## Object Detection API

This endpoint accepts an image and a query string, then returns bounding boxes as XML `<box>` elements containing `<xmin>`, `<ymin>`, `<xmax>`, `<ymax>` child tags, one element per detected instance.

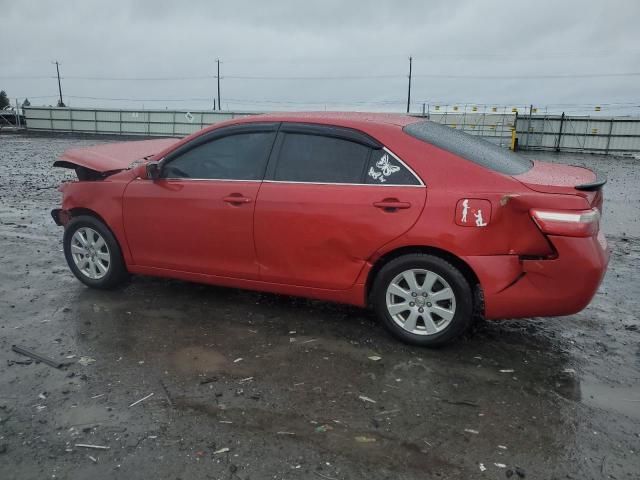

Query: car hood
<box><xmin>54</xmin><ymin>138</ymin><xmax>180</xmax><ymax>174</ymax></box>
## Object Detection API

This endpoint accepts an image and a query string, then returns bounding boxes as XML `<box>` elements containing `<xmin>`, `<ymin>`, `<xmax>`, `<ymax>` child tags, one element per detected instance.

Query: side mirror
<box><xmin>145</xmin><ymin>161</ymin><xmax>160</xmax><ymax>180</ymax></box>
<box><xmin>132</xmin><ymin>161</ymin><xmax>160</xmax><ymax>180</ymax></box>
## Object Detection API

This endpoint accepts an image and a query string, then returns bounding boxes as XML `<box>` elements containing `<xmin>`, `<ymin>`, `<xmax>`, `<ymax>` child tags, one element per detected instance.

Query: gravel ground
<box><xmin>0</xmin><ymin>133</ymin><xmax>639</xmax><ymax>480</ymax></box>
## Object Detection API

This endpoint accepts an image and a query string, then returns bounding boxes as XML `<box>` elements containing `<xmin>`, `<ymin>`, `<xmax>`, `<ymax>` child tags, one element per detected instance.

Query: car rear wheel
<box><xmin>63</xmin><ymin>215</ymin><xmax>128</xmax><ymax>289</ymax></box>
<box><xmin>372</xmin><ymin>254</ymin><xmax>474</xmax><ymax>346</ymax></box>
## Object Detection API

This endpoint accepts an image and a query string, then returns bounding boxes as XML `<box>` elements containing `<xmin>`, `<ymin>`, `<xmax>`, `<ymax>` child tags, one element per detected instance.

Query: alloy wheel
<box><xmin>70</xmin><ymin>227</ymin><xmax>111</xmax><ymax>280</ymax></box>
<box><xmin>385</xmin><ymin>268</ymin><xmax>457</xmax><ymax>335</ymax></box>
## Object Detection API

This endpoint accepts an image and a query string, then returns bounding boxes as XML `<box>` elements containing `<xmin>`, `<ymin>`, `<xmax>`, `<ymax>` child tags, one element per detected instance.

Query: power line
<box><xmin>55</xmin><ymin>95</ymin><xmax>640</xmax><ymax>109</ymax></box>
<box><xmin>4</xmin><ymin>71</ymin><xmax>640</xmax><ymax>82</ymax></box>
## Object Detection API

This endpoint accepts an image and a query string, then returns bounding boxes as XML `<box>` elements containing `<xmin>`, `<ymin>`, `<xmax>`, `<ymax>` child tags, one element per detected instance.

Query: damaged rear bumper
<box><xmin>467</xmin><ymin>231</ymin><xmax>610</xmax><ymax>319</ymax></box>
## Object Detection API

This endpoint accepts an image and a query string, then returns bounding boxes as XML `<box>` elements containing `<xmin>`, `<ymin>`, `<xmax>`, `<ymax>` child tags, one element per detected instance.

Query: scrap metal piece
<box><xmin>11</xmin><ymin>345</ymin><xmax>63</xmax><ymax>369</ymax></box>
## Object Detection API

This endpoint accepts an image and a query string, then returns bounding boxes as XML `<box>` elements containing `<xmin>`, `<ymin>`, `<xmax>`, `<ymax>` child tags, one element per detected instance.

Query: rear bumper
<box><xmin>468</xmin><ymin>231</ymin><xmax>610</xmax><ymax>319</ymax></box>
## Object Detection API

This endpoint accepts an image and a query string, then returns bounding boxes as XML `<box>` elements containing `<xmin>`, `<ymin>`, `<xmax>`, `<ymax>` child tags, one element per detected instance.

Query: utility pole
<box><xmin>406</xmin><ymin>56</ymin><xmax>412</xmax><ymax>114</ymax></box>
<box><xmin>53</xmin><ymin>60</ymin><xmax>65</xmax><ymax>107</ymax></box>
<box><xmin>216</xmin><ymin>58</ymin><xmax>221</xmax><ymax>111</ymax></box>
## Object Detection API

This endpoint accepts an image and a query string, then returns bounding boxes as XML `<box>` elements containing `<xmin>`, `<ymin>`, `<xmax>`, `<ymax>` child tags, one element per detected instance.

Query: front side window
<box><xmin>274</xmin><ymin>133</ymin><xmax>370</xmax><ymax>183</ymax></box>
<box><xmin>162</xmin><ymin>132</ymin><xmax>275</xmax><ymax>180</ymax></box>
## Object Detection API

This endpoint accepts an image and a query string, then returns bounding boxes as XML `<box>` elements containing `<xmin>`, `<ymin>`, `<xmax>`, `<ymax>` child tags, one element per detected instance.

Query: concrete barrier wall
<box><xmin>22</xmin><ymin>107</ymin><xmax>640</xmax><ymax>155</ymax></box>
<box><xmin>516</xmin><ymin>115</ymin><xmax>640</xmax><ymax>154</ymax></box>
<box><xmin>24</xmin><ymin>107</ymin><xmax>255</xmax><ymax>137</ymax></box>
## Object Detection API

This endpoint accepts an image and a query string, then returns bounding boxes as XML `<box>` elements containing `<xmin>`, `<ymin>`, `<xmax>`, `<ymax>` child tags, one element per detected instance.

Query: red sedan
<box><xmin>52</xmin><ymin>112</ymin><xmax>609</xmax><ymax>346</ymax></box>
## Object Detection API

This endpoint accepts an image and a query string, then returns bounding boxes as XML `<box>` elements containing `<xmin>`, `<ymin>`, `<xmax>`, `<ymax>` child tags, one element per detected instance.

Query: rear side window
<box><xmin>274</xmin><ymin>133</ymin><xmax>370</xmax><ymax>183</ymax></box>
<box><xmin>365</xmin><ymin>149</ymin><xmax>420</xmax><ymax>185</ymax></box>
<box><xmin>162</xmin><ymin>132</ymin><xmax>275</xmax><ymax>180</ymax></box>
<box><xmin>403</xmin><ymin>121</ymin><xmax>532</xmax><ymax>175</ymax></box>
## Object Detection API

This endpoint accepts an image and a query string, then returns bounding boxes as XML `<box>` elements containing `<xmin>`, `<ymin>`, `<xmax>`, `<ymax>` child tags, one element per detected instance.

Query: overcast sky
<box><xmin>2</xmin><ymin>0</ymin><xmax>639</xmax><ymax>114</ymax></box>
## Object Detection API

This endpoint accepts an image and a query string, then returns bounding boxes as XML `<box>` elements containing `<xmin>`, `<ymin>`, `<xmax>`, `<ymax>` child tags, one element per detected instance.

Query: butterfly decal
<box><xmin>368</xmin><ymin>167</ymin><xmax>386</xmax><ymax>182</ymax></box>
<box><xmin>376</xmin><ymin>154</ymin><xmax>400</xmax><ymax>177</ymax></box>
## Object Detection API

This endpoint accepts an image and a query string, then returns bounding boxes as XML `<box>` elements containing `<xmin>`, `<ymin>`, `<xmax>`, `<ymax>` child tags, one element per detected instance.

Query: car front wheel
<box><xmin>372</xmin><ymin>254</ymin><xmax>474</xmax><ymax>346</ymax></box>
<box><xmin>63</xmin><ymin>215</ymin><xmax>128</xmax><ymax>289</ymax></box>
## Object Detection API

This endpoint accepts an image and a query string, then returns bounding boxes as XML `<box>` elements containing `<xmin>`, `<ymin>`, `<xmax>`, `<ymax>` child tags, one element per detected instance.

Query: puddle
<box><xmin>171</xmin><ymin>346</ymin><xmax>229</xmax><ymax>373</ymax></box>
<box><xmin>170</xmin><ymin>346</ymin><xmax>251</xmax><ymax>376</ymax></box>
<box><xmin>581</xmin><ymin>381</ymin><xmax>640</xmax><ymax>421</ymax></box>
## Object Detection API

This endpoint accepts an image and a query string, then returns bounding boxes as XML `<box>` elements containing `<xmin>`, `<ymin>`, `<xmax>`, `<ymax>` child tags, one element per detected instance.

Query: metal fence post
<box><xmin>555</xmin><ymin>112</ymin><xmax>565</xmax><ymax>152</ymax></box>
<box><xmin>605</xmin><ymin>119</ymin><xmax>614</xmax><ymax>156</ymax></box>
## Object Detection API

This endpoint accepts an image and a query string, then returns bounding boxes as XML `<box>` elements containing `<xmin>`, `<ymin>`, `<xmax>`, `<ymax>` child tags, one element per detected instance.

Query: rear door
<box><xmin>254</xmin><ymin>124</ymin><xmax>427</xmax><ymax>290</ymax></box>
<box><xmin>123</xmin><ymin>123</ymin><xmax>278</xmax><ymax>279</ymax></box>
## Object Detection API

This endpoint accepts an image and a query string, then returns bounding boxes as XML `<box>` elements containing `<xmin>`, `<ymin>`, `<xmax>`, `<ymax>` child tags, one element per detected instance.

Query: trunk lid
<box><xmin>514</xmin><ymin>160</ymin><xmax>605</xmax><ymax>204</ymax></box>
<box><xmin>54</xmin><ymin>138</ymin><xmax>180</xmax><ymax>174</ymax></box>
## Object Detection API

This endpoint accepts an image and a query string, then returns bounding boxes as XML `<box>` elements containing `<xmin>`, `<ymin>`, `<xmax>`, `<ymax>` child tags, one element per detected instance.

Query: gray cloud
<box><xmin>2</xmin><ymin>0</ymin><xmax>639</xmax><ymax>114</ymax></box>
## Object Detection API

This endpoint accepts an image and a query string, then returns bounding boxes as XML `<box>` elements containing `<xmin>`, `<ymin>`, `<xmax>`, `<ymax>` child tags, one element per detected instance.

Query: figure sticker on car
<box><xmin>455</xmin><ymin>198</ymin><xmax>491</xmax><ymax>227</ymax></box>
<box><xmin>368</xmin><ymin>153</ymin><xmax>400</xmax><ymax>183</ymax></box>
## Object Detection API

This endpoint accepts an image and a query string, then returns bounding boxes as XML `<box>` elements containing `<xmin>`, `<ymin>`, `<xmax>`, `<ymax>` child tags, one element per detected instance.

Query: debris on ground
<box><xmin>129</xmin><ymin>392</ymin><xmax>154</xmax><ymax>407</ymax></box>
<box><xmin>494</xmin><ymin>462</ymin><xmax>507</xmax><ymax>468</ymax></box>
<box><xmin>199</xmin><ymin>376</ymin><xmax>218</xmax><ymax>385</ymax></box>
<box><xmin>88</xmin><ymin>455</ymin><xmax>97</xmax><ymax>463</ymax></box>
<box><xmin>464</xmin><ymin>429</ymin><xmax>479</xmax><ymax>435</ymax></box>
<box><xmin>354</xmin><ymin>436</ymin><xmax>377</xmax><ymax>443</ymax></box>
<box><xmin>479</xmin><ymin>463</ymin><xmax>486</xmax><ymax>471</ymax></box>
<box><xmin>74</xmin><ymin>444</ymin><xmax>110</xmax><ymax>450</ymax></box>
<box><xmin>358</xmin><ymin>395</ymin><xmax>377</xmax><ymax>404</ymax></box>
<box><xmin>368</xmin><ymin>355</ymin><xmax>382</xmax><ymax>361</ymax></box>
<box><xmin>436</xmin><ymin>396</ymin><xmax>479</xmax><ymax>407</ymax></box>
<box><xmin>78</xmin><ymin>356</ymin><xmax>96</xmax><ymax>366</ymax></box>
<box><xmin>374</xmin><ymin>408</ymin><xmax>401</xmax><ymax>416</ymax></box>
<box><xmin>11</xmin><ymin>345</ymin><xmax>63</xmax><ymax>368</ymax></box>
<box><xmin>315</xmin><ymin>424</ymin><xmax>333</xmax><ymax>433</ymax></box>
<box><xmin>499</xmin><ymin>369</ymin><xmax>515</xmax><ymax>373</ymax></box>
<box><xmin>213</xmin><ymin>447</ymin><xmax>230</xmax><ymax>454</ymax></box>
<box><xmin>233</xmin><ymin>358</ymin><xmax>243</xmax><ymax>363</ymax></box>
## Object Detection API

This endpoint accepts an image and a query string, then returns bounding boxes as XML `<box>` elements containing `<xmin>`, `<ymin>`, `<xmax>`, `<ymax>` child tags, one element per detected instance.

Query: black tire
<box><xmin>63</xmin><ymin>215</ymin><xmax>128</xmax><ymax>289</ymax></box>
<box><xmin>371</xmin><ymin>254</ymin><xmax>474</xmax><ymax>347</ymax></box>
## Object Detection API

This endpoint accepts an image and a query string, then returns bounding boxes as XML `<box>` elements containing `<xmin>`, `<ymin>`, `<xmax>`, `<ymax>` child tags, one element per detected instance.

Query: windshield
<box><xmin>403</xmin><ymin>121</ymin><xmax>533</xmax><ymax>175</ymax></box>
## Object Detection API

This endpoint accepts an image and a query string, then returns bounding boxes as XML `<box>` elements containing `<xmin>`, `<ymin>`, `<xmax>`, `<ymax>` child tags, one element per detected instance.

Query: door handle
<box><xmin>373</xmin><ymin>199</ymin><xmax>411</xmax><ymax>211</ymax></box>
<box><xmin>223</xmin><ymin>194</ymin><xmax>253</xmax><ymax>205</ymax></box>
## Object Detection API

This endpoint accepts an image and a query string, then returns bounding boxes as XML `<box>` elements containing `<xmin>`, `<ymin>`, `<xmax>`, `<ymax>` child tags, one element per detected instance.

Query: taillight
<box><xmin>530</xmin><ymin>208</ymin><xmax>600</xmax><ymax>237</ymax></box>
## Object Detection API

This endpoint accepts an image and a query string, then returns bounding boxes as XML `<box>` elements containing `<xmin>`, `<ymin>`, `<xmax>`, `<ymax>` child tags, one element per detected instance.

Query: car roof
<box><xmin>229</xmin><ymin>111</ymin><xmax>419</xmax><ymax>129</ymax></box>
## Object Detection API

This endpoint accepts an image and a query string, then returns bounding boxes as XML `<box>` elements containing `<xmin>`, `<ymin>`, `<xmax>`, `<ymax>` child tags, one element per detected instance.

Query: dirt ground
<box><xmin>0</xmin><ymin>133</ymin><xmax>638</xmax><ymax>480</ymax></box>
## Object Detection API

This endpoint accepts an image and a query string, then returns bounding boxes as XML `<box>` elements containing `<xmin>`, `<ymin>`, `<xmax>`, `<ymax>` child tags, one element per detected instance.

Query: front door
<box><xmin>123</xmin><ymin>126</ymin><xmax>277</xmax><ymax>279</ymax></box>
<box><xmin>254</xmin><ymin>127</ymin><xmax>427</xmax><ymax>290</ymax></box>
